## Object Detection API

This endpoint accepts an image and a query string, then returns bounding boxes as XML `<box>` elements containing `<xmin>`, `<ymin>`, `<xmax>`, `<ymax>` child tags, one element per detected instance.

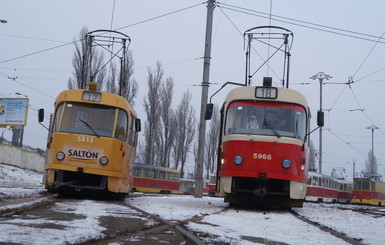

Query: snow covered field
<box><xmin>0</xmin><ymin>163</ymin><xmax>384</xmax><ymax>244</ymax></box>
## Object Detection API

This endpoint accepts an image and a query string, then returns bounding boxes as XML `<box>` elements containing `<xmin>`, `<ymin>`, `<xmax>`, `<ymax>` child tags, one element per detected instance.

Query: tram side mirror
<box><xmin>205</xmin><ymin>103</ymin><xmax>214</xmax><ymax>120</ymax></box>
<box><xmin>317</xmin><ymin>110</ymin><xmax>324</xmax><ymax>127</ymax></box>
<box><xmin>38</xmin><ymin>108</ymin><xmax>44</xmax><ymax>123</ymax></box>
<box><xmin>135</xmin><ymin>118</ymin><xmax>141</xmax><ymax>132</ymax></box>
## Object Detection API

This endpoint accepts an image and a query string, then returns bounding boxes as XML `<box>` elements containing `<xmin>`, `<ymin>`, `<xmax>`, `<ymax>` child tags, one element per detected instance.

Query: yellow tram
<box><xmin>39</xmin><ymin>82</ymin><xmax>140</xmax><ymax>195</ymax></box>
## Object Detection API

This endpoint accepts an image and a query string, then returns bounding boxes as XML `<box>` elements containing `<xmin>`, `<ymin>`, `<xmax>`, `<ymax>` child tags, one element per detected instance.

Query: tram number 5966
<box><xmin>253</xmin><ymin>153</ymin><xmax>272</xmax><ymax>160</ymax></box>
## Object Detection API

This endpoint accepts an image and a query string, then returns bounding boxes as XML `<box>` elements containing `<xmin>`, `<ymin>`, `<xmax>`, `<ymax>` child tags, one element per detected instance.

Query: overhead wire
<box><xmin>216</xmin><ymin>3</ymin><xmax>281</xmax><ymax>83</ymax></box>
<box><xmin>216</xmin><ymin>2</ymin><xmax>385</xmax><ymax>44</ymax></box>
<box><xmin>0</xmin><ymin>2</ymin><xmax>205</xmax><ymax>65</ymax></box>
<box><xmin>351</xmin><ymin>31</ymin><xmax>385</xmax><ymax>79</ymax></box>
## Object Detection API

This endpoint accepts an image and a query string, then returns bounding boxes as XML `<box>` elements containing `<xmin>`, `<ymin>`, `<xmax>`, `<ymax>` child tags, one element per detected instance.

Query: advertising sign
<box><xmin>0</xmin><ymin>98</ymin><xmax>29</xmax><ymax>126</ymax></box>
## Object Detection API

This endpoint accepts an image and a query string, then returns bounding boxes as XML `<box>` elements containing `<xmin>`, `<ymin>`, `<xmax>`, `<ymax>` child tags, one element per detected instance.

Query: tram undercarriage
<box><xmin>222</xmin><ymin>177</ymin><xmax>304</xmax><ymax>208</ymax></box>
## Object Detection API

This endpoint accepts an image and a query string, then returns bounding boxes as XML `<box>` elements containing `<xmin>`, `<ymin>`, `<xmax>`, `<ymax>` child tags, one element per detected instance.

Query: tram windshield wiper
<box><xmin>79</xmin><ymin>119</ymin><xmax>100</xmax><ymax>138</ymax></box>
<box><xmin>263</xmin><ymin>119</ymin><xmax>281</xmax><ymax>138</ymax></box>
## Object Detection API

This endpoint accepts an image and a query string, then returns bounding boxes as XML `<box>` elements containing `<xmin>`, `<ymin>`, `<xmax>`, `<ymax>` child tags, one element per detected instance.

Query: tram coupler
<box><xmin>253</xmin><ymin>186</ymin><xmax>267</xmax><ymax>198</ymax></box>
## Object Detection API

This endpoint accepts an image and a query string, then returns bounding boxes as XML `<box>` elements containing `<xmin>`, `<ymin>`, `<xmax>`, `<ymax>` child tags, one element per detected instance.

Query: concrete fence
<box><xmin>0</xmin><ymin>144</ymin><xmax>45</xmax><ymax>172</ymax></box>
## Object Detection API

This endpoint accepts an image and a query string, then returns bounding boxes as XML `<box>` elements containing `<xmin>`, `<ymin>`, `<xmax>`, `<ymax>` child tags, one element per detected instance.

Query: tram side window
<box><xmin>134</xmin><ymin>168</ymin><xmax>141</xmax><ymax>177</ymax></box>
<box><xmin>53</xmin><ymin>103</ymin><xmax>64</xmax><ymax>132</ymax></box>
<box><xmin>354</xmin><ymin>181</ymin><xmax>362</xmax><ymax>190</ymax></box>
<box><xmin>143</xmin><ymin>169</ymin><xmax>150</xmax><ymax>178</ymax></box>
<box><xmin>173</xmin><ymin>173</ymin><xmax>179</xmax><ymax>181</ymax></box>
<box><xmin>159</xmin><ymin>171</ymin><xmax>166</xmax><ymax>180</ymax></box>
<box><xmin>362</xmin><ymin>181</ymin><xmax>370</xmax><ymax>190</ymax></box>
<box><xmin>114</xmin><ymin>109</ymin><xmax>128</xmax><ymax>141</ymax></box>
<box><xmin>128</xmin><ymin>114</ymin><xmax>137</xmax><ymax>147</ymax></box>
<box><xmin>312</xmin><ymin>177</ymin><xmax>319</xmax><ymax>186</ymax></box>
<box><xmin>295</xmin><ymin>108</ymin><xmax>307</xmax><ymax>141</ymax></box>
<box><xmin>166</xmin><ymin>172</ymin><xmax>173</xmax><ymax>181</ymax></box>
<box><xmin>371</xmin><ymin>182</ymin><xmax>375</xmax><ymax>191</ymax></box>
<box><xmin>151</xmin><ymin>170</ymin><xmax>158</xmax><ymax>179</ymax></box>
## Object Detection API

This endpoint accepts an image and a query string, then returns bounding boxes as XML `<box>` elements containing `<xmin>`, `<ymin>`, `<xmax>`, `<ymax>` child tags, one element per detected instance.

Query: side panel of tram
<box><xmin>132</xmin><ymin>163</ymin><xmax>181</xmax><ymax>194</ymax></box>
<box><xmin>216</xmin><ymin>86</ymin><xmax>310</xmax><ymax>207</ymax></box>
<box><xmin>352</xmin><ymin>178</ymin><xmax>385</xmax><ymax>206</ymax></box>
<box><xmin>305</xmin><ymin>171</ymin><xmax>352</xmax><ymax>203</ymax></box>
<box><xmin>43</xmin><ymin>88</ymin><xmax>140</xmax><ymax>194</ymax></box>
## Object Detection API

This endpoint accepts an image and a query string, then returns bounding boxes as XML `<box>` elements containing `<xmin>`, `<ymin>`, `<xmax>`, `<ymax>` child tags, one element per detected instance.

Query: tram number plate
<box><xmin>255</xmin><ymin>87</ymin><xmax>277</xmax><ymax>99</ymax></box>
<box><xmin>82</xmin><ymin>91</ymin><xmax>101</xmax><ymax>102</ymax></box>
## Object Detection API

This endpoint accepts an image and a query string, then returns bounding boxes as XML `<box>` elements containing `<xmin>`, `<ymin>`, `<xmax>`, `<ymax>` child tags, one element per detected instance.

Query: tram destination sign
<box><xmin>255</xmin><ymin>87</ymin><xmax>277</xmax><ymax>99</ymax></box>
<box><xmin>0</xmin><ymin>98</ymin><xmax>29</xmax><ymax>127</ymax></box>
<box><xmin>82</xmin><ymin>91</ymin><xmax>101</xmax><ymax>102</ymax></box>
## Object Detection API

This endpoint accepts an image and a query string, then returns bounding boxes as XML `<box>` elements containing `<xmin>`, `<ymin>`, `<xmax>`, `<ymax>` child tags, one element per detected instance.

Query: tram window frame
<box><xmin>114</xmin><ymin>109</ymin><xmax>128</xmax><ymax>142</ymax></box>
<box><xmin>173</xmin><ymin>173</ymin><xmax>179</xmax><ymax>181</ymax></box>
<box><xmin>151</xmin><ymin>170</ymin><xmax>159</xmax><ymax>179</ymax></box>
<box><xmin>159</xmin><ymin>171</ymin><xmax>166</xmax><ymax>180</ymax></box>
<box><xmin>143</xmin><ymin>169</ymin><xmax>150</xmax><ymax>178</ymax></box>
<box><xmin>312</xmin><ymin>177</ymin><xmax>319</xmax><ymax>186</ymax></box>
<box><xmin>166</xmin><ymin>172</ymin><xmax>173</xmax><ymax>181</ymax></box>
<box><xmin>128</xmin><ymin>114</ymin><xmax>137</xmax><ymax>147</ymax></box>
<box><xmin>354</xmin><ymin>181</ymin><xmax>362</xmax><ymax>190</ymax></box>
<box><xmin>361</xmin><ymin>181</ymin><xmax>370</xmax><ymax>190</ymax></box>
<box><xmin>134</xmin><ymin>168</ymin><xmax>141</xmax><ymax>177</ymax></box>
<box><xmin>224</xmin><ymin>101</ymin><xmax>307</xmax><ymax>140</ymax></box>
<box><xmin>371</xmin><ymin>182</ymin><xmax>375</xmax><ymax>191</ymax></box>
<box><xmin>55</xmin><ymin>102</ymin><xmax>116</xmax><ymax>137</ymax></box>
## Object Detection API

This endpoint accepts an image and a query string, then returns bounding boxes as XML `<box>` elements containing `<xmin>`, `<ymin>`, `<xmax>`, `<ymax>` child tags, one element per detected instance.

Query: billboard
<box><xmin>0</xmin><ymin>98</ymin><xmax>29</xmax><ymax>126</ymax></box>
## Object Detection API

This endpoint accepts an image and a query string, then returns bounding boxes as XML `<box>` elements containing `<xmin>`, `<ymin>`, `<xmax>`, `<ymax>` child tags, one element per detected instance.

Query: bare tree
<box><xmin>309</xmin><ymin>140</ymin><xmax>317</xmax><ymax>172</ymax></box>
<box><xmin>158</xmin><ymin>77</ymin><xmax>175</xmax><ymax>167</ymax></box>
<box><xmin>365</xmin><ymin>149</ymin><xmax>378</xmax><ymax>177</ymax></box>
<box><xmin>143</xmin><ymin>62</ymin><xmax>163</xmax><ymax>165</ymax></box>
<box><xmin>67</xmin><ymin>27</ymin><xmax>106</xmax><ymax>90</ymax></box>
<box><xmin>205</xmin><ymin>104</ymin><xmax>220</xmax><ymax>179</ymax></box>
<box><xmin>117</xmin><ymin>50</ymin><xmax>138</xmax><ymax>105</ymax></box>
<box><xmin>173</xmin><ymin>90</ymin><xmax>196</xmax><ymax>178</ymax></box>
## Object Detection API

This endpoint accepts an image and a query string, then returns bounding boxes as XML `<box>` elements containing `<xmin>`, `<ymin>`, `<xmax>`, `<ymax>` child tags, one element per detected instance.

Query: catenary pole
<box><xmin>310</xmin><ymin>72</ymin><xmax>331</xmax><ymax>175</ymax></box>
<box><xmin>195</xmin><ymin>0</ymin><xmax>215</xmax><ymax>198</ymax></box>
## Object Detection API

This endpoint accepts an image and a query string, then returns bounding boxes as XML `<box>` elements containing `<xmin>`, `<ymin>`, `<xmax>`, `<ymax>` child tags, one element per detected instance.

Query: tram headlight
<box><xmin>281</xmin><ymin>159</ymin><xmax>291</xmax><ymax>169</ymax></box>
<box><xmin>56</xmin><ymin>152</ymin><xmax>65</xmax><ymax>160</ymax></box>
<box><xmin>233</xmin><ymin>155</ymin><xmax>243</xmax><ymax>165</ymax></box>
<box><xmin>100</xmin><ymin>156</ymin><xmax>109</xmax><ymax>165</ymax></box>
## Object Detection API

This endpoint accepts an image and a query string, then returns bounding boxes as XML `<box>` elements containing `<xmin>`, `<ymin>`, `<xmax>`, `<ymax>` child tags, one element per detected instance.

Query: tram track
<box><xmin>289</xmin><ymin>209</ymin><xmax>364</xmax><ymax>245</ymax></box>
<box><xmin>92</xmin><ymin>200</ymin><xmax>207</xmax><ymax>245</ymax></box>
<box><xmin>0</xmin><ymin>193</ymin><xmax>208</xmax><ymax>245</ymax></box>
<box><xmin>337</xmin><ymin>206</ymin><xmax>385</xmax><ymax>218</ymax></box>
<box><xmin>0</xmin><ymin>193</ymin><xmax>57</xmax><ymax>216</ymax></box>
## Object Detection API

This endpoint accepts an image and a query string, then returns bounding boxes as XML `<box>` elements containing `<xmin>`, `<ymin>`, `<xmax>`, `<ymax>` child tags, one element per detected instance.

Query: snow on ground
<box><xmin>127</xmin><ymin>195</ymin><xmax>351</xmax><ymax>245</ymax></box>
<box><xmin>1</xmin><ymin>163</ymin><xmax>384</xmax><ymax>245</ymax></box>
<box><xmin>0</xmin><ymin>199</ymin><xmax>155</xmax><ymax>245</ymax></box>
<box><xmin>295</xmin><ymin>203</ymin><xmax>385</xmax><ymax>245</ymax></box>
<box><xmin>0</xmin><ymin>163</ymin><xmax>44</xmax><ymax>199</ymax></box>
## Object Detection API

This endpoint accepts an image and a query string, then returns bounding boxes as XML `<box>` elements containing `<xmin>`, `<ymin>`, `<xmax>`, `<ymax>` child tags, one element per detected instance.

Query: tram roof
<box><xmin>224</xmin><ymin>86</ymin><xmax>309</xmax><ymax>111</ymax></box>
<box><xmin>135</xmin><ymin>163</ymin><xmax>180</xmax><ymax>173</ymax></box>
<box><xmin>54</xmin><ymin>89</ymin><xmax>136</xmax><ymax>116</ymax></box>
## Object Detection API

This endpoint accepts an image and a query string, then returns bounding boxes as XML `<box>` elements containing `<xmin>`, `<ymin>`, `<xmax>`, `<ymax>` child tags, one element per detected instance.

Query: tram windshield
<box><xmin>53</xmin><ymin>102</ymin><xmax>128</xmax><ymax>139</ymax></box>
<box><xmin>225</xmin><ymin>101</ymin><xmax>307</xmax><ymax>140</ymax></box>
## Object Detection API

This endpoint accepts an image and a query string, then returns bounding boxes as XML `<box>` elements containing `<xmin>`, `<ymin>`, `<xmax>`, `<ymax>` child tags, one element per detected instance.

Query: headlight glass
<box><xmin>282</xmin><ymin>159</ymin><xmax>291</xmax><ymax>168</ymax></box>
<box><xmin>234</xmin><ymin>155</ymin><xmax>243</xmax><ymax>165</ymax></box>
<box><xmin>100</xmin><ymin>156</ymin><xmax>109</xmax><ymax>165</ymax></box>
<box><xmin>56</xmin><ymin>152</ymin><xmax>65</xmax><ymax>160</ymax></box>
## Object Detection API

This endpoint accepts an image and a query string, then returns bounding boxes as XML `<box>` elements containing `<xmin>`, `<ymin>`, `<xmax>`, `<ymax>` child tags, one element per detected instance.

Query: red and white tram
<box><xmin>213</xmin><ymin>84</ymin><xmax>311</xmax><ymax>207</ymax></box>
<box><xmin>306</xmin><ymin>171</ymin><xmax>352</xmax><ymax>203</ymax></box>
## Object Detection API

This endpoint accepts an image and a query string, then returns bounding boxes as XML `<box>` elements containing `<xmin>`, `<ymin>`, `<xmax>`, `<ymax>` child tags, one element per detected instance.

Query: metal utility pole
<box><xmin>366</xmin><ymin>125</ymin><xmax>379</xmax><ymax>176</ymax></box>
<box><xmin>195</xmin><ymin>0</ymin><xmax>215</xmax><ymax>198</ymax></box>
<box><xmin>310</xmin><ymin>72</ymin><xmax>332</xmax><ymax>174</ymax></box>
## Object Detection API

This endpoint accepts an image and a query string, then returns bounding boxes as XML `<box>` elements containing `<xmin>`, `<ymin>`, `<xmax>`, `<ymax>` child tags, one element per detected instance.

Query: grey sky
<box><xmin>1</xmin><ymin>0</ymin><xmax>384</xmax><ymax>179</ymax></box>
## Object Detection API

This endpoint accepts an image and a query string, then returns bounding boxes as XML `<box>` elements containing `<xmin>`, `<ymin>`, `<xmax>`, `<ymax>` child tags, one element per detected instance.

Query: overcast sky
<box><xmin>1</xmin><ymin>0</ymin><xmax>385</xmax><ymax>179</ymax></box>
